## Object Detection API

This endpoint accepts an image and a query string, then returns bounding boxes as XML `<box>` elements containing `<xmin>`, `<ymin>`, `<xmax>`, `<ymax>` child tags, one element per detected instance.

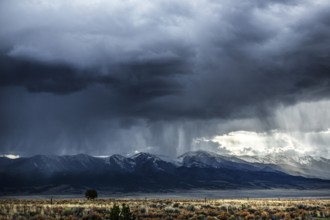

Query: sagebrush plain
<box><xmin>1</xmin><ymin>198</ymin><xmax>330</xmax><ymax>220</ymax></box>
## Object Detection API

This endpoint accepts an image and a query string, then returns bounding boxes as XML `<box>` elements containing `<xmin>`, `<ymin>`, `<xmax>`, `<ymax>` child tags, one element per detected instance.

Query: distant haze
<box><xmin>1</xmin><ymin>0</ymin><xmax>330</xmax><ymax>158</ymax></box>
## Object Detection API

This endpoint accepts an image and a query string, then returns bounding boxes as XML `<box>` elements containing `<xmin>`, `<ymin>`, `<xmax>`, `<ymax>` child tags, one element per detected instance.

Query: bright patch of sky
<box><xmin>193</xmin><ymin>99</ymin><xmax>330</xmax><ymax>158</ymax></box>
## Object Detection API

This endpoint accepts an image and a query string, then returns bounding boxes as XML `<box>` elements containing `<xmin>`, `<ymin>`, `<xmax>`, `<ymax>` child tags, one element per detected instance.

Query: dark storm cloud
<box><xmin>0</xmin><ymin>55</ymin><xmax>89</xmax><ymax>94</ymax></box>
<box><xmin>1</xmin><ymin>0</ymin><xmax>330</xmax><ymax>156</ymax></box>
<box><xmin>0</xmin><ymin>54</ymin><xmax>186</xmax><ymax>98</ymax></box>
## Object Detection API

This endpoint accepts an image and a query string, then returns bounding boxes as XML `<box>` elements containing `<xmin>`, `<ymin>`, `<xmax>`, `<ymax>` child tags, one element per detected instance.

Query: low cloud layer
<box><xmin>1</xmin><ymin>0</ymin><xmax>330</xmax><ymax>157</ymax></box>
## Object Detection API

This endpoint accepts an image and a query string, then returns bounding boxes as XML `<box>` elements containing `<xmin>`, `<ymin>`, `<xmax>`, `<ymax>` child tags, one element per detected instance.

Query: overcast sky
<box><xmin>1</xmin><ymin>0</ymin><xmax>330</xmax><ymax>157</ymax></box>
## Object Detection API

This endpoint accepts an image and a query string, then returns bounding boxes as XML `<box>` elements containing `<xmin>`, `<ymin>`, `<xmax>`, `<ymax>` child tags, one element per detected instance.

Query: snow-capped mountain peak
<box><xmin>131</xmin><ymin>152</ymin><xmax>160</xmax><ymax>160</ymax></box>
<box><xmin>107</xmin><ymin>154</ymin><xmax>135</xmax><ymax>171</ymax></box>
<box><xmin>177</xmin><ymin>150</ymin><xmax>269</xmax><ymax>172</ymax></box>
<box><xmin>237</xmin><ymin>153</ymin><xmax>330</xmax><ymax>179</ymax></box>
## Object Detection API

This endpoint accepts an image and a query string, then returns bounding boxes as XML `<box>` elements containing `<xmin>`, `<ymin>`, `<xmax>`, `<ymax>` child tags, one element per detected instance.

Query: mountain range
<box><xmin>1</xmin><ymin>151</ymin><xmax>330</xmax><ymax>195</ymax></box>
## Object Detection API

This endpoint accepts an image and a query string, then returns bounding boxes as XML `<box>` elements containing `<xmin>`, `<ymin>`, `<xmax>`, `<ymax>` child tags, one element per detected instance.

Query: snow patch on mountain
<box><xmin>0</xmin><ymin>154</ymin><xmax>20</xmax><ymax>159</ymax></box>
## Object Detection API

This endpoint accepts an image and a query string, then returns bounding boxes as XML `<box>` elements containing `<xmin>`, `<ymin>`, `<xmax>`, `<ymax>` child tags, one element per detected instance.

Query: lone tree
<box><xmin>85</xmin><ymin>189</ymin><xmax>98</xmax><ymax>200</ymax></box>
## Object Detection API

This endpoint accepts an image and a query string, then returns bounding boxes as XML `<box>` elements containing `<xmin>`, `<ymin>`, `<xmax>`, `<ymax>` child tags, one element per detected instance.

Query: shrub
<box><xmin>173</xmin><ymin>203</ymin><xmax>180</xmax><ymax>208</ymax></box>
<box><xmin>82</xmin><ymin>212</ymin><xmax>103</xmax><ymax>220</ymax></box>
<box><xmin>110</xmin><ymin>204</ymin><xmax>120</xmax><ymax>220</ymax></box>
<box><xmin>186</xmin><ymin>205</ymin><xmax>195</xmax><ymax>212</ymax></box>
<box><xmin>121</xmin><ymin>203</ymin><xmax>135</xmax><ymax>220</ymax></box>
